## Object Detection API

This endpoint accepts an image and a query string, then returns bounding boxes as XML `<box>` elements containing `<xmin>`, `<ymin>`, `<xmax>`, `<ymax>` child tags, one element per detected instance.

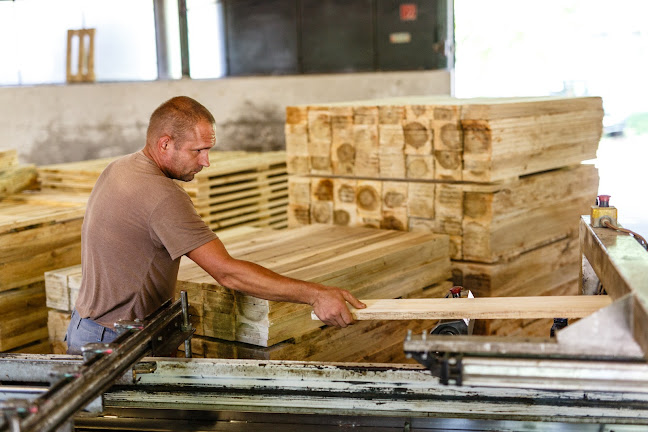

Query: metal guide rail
<box><xmin>0</xmin><ymin>292</ymin><xmax>194</xmax><ymax>432</ymax></box>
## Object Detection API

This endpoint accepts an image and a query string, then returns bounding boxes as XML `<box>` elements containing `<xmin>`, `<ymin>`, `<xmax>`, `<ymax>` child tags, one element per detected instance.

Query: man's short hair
<box><xmin>147</xmin><ymin>96</ymin><xmax>215</xmax><ymax>147</ymax></box>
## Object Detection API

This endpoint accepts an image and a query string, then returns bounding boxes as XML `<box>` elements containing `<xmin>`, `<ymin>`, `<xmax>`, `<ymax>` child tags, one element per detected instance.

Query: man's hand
<box><xmin>310</xmin><ymin>285</ymin><xmax>366</xmax><ymax>328</ymax></box>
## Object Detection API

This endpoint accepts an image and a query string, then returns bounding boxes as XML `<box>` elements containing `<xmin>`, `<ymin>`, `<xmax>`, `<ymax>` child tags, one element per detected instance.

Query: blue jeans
<box><xmin>65</xmin><ymin>309</ymin><xmax>119</xmax><ymax>355</ymax></box>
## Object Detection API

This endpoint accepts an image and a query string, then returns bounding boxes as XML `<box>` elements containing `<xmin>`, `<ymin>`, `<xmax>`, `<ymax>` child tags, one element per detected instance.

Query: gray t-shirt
<box><xmin>75</xmin><ymin>151</ymin><xmax>217</xmax><ymax>328</ymax></box>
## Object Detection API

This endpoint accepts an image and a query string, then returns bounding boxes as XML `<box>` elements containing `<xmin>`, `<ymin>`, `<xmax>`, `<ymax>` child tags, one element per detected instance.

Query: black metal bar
<box><xmin>181</xmin><ymin>291</ymin><xmax>192</xmax><ymax>358</ymax></box>
<box><xmin>16</xmin><ymin>298</ymin><xmax>185</xmax><ymax>432</ymax></box>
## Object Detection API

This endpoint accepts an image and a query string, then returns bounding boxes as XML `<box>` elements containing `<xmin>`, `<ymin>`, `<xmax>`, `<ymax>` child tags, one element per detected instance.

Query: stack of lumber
<box><xmin>286</xmin><ymin>95</ymin><xmax>603</xmax><ymax>337</ymax></box>
<box><xmin>37</xmin><ymin>151</ymin><xmax>290</xmax><ymax>231</ymax></box>
<box><xmin>0</xmin><ymin>190</ymin><xmax>87</xmax><ymax>353</ymax></box>
<box><xmin>286</xmin><ymin>95</ymin><xmax>602</xmax><ymax>182</ymax></box>
<box><xmin>175</xmin><ymin>224</ymin><xmax>451</xmax><ymax>362</ymax></box>
<box><xmin>43</xmin><ymin>225</ymin><xmax>263</xmax><ymax>354</ymax></box>
<box><xmin>0</xmin><ymin>149</ymin><xmax>38</xmax><ymax>198</ymax></box>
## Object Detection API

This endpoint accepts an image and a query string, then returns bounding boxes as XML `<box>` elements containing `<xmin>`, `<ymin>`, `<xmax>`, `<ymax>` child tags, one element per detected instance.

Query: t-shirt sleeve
<box><xmin>149</xmin><ymin>188</ymin><xmax>218</xmax><ymax>260</ymax></box>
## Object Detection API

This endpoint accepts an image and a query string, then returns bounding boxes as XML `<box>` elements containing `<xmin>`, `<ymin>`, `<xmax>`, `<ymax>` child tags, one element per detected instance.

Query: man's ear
<box><xmin>157</xmin><ymin>135</ymin><xmax>171</xmax><ymax>152</ymax></box>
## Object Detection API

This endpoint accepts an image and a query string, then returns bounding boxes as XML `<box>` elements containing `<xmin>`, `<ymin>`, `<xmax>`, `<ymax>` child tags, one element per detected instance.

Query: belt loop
<box><xmin>75</xmin><ymin>311</ymin><xmax>82</xmax><ymax>330</ymax></box>
<box><xmin>100</xmin><ymin>327</ymin><xmax>106</xmax><ymax>341</ymax></box>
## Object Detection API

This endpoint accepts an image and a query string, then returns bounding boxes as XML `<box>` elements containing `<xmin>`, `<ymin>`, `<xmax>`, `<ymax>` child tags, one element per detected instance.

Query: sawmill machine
<box><xmin>1</xmin><ymin>211</ymin><xmax>647</xmax><ymax>432</ymax></box>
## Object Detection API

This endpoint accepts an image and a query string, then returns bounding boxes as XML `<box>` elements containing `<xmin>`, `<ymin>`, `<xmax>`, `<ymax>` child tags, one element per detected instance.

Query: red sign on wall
<box><xmin>400</xmin><ymin>3</ymin><xmax>418</xmax><ymax>21</ymax></box>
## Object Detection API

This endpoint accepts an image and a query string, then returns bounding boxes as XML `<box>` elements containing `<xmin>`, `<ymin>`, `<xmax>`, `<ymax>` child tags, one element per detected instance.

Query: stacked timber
<box><xmin>175</xmin><ymin>224</ymin><xmax>451</xmax><ymax>362</ymax></box>
<box><xmin>0</xmin><ymin>149</ymin><xmax>38</xmax><ymax>198</ymax></box>
<box><xmin>37</xmin><ymin>151</ymin><xmax>290</xmax><ymax>231</ymax></box>
<box><xmin>285</xmin><ymin>95</ymin><xmax>602</xmax><ymax>181</ymax></box>
<box><xmin>286</xmin><ymin>95</ymin><xmax>603</xmax><ymax>337</ymax></box>
<box><xmin>43</xmin><ymin>226</ymin><xmax>262</xmax><ymax>354</ymax></box>
<box><xmin>0</xmin><ymin>190</ymin><xmax>87</xmax><ymax>353</ymax></box>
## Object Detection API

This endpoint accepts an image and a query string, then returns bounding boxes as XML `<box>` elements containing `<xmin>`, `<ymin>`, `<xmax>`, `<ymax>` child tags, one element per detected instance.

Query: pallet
<box><xmin>286</xmin><ymin>96</ymin><xmax>603</xmax><ymax>182</ymax></box>
<box><xmin>175</xmin><ymin>224</ymin><xmax>451</xmax><ymax>347</ymax></box>
<box><xmin>180</xmin><ymin>151</ymin><xmax>289</xmax><ymax>231</ymax></box>
<box><xmin>66</xmin><ymin>28</ymin><xmax>96</xmax><ymax>83</ymax></box>
<box><xmin>289</xmin><ymin>164</ymin><xmax>598</xmax><ymax>263</ymax></box>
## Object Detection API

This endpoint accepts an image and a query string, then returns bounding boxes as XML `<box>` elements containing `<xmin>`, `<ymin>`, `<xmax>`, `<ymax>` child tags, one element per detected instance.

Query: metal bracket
<box><xmin>556</xmin><ymin>293</ymin><xmax>643</xmax><ymax>357</ymax></box>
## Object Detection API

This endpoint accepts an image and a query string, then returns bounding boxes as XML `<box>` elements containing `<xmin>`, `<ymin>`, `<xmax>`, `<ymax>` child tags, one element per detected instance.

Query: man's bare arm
<box><xmin>186</xmin><ymin>238</ymin><xmax>366</xmax><ymax>328</ymax></box>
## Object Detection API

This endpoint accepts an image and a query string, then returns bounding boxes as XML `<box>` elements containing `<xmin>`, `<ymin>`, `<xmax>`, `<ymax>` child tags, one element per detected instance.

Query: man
<box><xmin>65</xmin><ymin>96</ymin><xmax>365</xmax><ymax>354</ymax></box>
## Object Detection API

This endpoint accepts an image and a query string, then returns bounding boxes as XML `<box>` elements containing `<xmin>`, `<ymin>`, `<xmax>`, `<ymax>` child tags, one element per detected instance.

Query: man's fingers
<box><xmin>343</xmin><ymin>291</ymin><xmax>366</xmax><ymax>309</ymax></box>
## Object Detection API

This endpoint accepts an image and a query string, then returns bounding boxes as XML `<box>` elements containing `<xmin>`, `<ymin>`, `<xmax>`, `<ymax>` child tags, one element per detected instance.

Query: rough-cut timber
<box><xmin>286</xmin><ymin>95</ymin><xmax>603</xmax><ymax>182</ymax></box>
<box><xmin>175</xmin><ymin>225</ymin><xmax>451</xmax><ymax>347</ymax></box>
<box><xmin>289</xmin><ymin>164</ymin><xmax>598</xmax><ymax>263</ymax></box>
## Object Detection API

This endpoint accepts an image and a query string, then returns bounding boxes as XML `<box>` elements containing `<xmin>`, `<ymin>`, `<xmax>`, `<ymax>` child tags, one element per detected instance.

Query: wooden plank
<box><xmin>307</xmin><ymin>106</ymin><xmax>332</xmax><ymax>174</ymax></box>
<box><xmin>285</xmin><ymin>106</ymin><xmax>309</xmax><ymax>175</ymax></box>
<box><xmin>314</xmin><ymin>295</ymin><xmax>611</xmax><ymax>321</ymax></box>
<box><xmin>331</xmin><ymin>106</ymin><xmax>355</xmax><ymax>176</ymax></box>
<box><xmin>353</xmin><ymin>106</ymin><xmax>379</xmax><ymax>177</ymax></box>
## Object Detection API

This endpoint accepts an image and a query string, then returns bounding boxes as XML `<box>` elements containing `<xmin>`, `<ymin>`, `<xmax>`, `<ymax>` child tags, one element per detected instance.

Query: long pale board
<box><xmin>312</xmin><ymin>295</ymin><xmax>612</xmax><ymax>321</ymax></box>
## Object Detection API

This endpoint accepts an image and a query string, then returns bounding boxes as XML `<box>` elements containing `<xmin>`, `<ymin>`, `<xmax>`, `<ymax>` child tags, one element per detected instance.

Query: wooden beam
<box><xmin>312</xmin><ymin>295</ymin><xmax>612</xmax><ymax>321</ymax></box>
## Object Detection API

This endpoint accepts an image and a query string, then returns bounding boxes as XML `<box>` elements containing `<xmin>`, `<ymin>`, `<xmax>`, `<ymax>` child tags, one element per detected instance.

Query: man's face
<box><xmin>163</xmin><ymin>120</ymin><xmax>215</xmax><ymax>182</ymax></box>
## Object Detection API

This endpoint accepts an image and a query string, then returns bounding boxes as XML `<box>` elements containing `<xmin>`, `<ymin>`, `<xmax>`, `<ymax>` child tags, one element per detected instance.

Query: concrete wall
<box><xmin>0</xmin><ymin>70</ymin><xmax>452</xmax><ymax>165</ymax></box>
